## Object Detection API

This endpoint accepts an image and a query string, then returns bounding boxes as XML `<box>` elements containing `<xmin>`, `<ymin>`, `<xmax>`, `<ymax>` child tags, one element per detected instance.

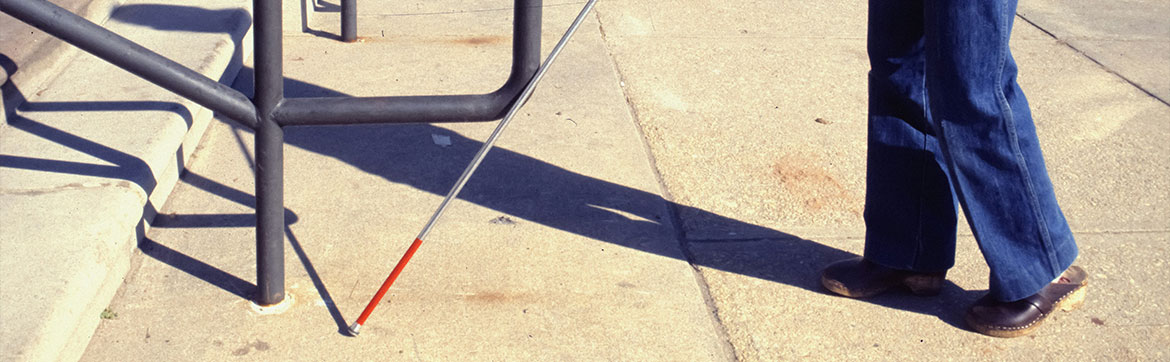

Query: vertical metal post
<box><xmin>254</xmin><ymin>0</ymin><xmax>285</xmax><ymax>306</ymax></box>
<box><xmin>341</xmin><ymin>0</ymin><xmax>356</xmax><ymax>42</ymax></box>
<box><xmin>513</xmin><ymin>0</ymin><xmax>541</xmax><ymax>84</ymax></box>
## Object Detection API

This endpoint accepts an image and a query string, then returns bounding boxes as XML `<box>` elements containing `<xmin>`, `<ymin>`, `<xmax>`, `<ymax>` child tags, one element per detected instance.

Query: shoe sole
<box><xmin>821</xmin><ymin>273</ymin><xmax>944</xmax><ymax>298</ymax></box>
<box><xmin>967</xmin><ymin>282</ymin><xmax>1087</xmax><ymax>338</ymax></box>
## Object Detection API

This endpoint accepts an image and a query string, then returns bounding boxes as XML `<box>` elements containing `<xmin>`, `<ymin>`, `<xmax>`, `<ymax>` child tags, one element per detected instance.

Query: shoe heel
<box><xmin>903</xmin><ymin>274</ymin><xmax>944</xmax><ymax>296</ymax></box>
<box><xmin>1058</xmin><ymin>285</ymin><xmax>1087</xmax><ymax>312</ymax></box>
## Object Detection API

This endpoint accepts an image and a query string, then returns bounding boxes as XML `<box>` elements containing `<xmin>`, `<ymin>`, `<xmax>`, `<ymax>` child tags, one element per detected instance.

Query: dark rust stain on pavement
<box><xmin>448</xmin><ymin>35</ymin><xmax>507</xmax><ymax>45</ymax></box>
<box><xmin>464</xmin><ymin>291</ymin><xmax>527</xmax><ymax>303</ymax></box>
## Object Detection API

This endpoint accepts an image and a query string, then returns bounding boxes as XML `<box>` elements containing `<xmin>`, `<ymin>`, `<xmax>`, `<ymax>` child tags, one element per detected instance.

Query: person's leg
<box><xmin>863</xmin><ymin>0</ymin><xmax>958</xmax><ymax>273</ymax></box>
<box><xmin>821</xmin><ymin>0</ymin><xmax>956</xmax><ymax>298</ymax></box>
<box><xmin>921</xmin><ymin>0</ymin><xmax>1078</xmax><ymax>302</ymax></box>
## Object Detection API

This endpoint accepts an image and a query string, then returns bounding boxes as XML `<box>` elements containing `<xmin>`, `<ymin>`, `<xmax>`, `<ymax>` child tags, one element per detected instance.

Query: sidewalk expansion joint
<box><xmin>1016</xmin><ymin>13</ymin><xmax>1170</xmax><ymax>107</ymax></box>
<box><xmin>594</xmin><ymin>10</ymin><xmax>740</xmax><ymax>361</ymax></box>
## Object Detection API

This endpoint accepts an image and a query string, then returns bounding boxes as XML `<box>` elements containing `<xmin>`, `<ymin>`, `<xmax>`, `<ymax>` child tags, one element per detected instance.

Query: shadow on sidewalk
<box><xmin>234</xmin><ymin>66</ymin><xmax>984</xmax><ymax>330</ymax></box>
<box><xmin>0</xmin><ymin>4</ymin><xmax>984</xmax><ymax>337</ymax></box>
<box><xmin>1</xmin><ymin>3</ymin><xmax>337</xmax><ymax>329</ymax></box>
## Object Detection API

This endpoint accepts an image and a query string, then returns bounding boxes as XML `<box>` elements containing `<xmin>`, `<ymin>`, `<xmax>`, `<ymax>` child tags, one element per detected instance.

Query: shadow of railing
<box><xmin>0</xmin><ymin>3</ymin><xmax>985</xmax><ymax>337</ymax></box>
<box><xmin>237</xmin><ymin>65</ymin><xmax>983</xmax><ymax>329</ymax></box>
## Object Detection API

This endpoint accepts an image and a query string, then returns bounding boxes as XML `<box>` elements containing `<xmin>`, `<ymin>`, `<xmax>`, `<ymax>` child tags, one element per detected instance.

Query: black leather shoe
<box><xmin>820</xmin><ymin>257</ymin><xmax>947</xmax><ymax>298</ymax></box>
<box><xmin>965</xmin><ymin>265</ymin><xmax>1088</xmax><ymax>338</ymax></box>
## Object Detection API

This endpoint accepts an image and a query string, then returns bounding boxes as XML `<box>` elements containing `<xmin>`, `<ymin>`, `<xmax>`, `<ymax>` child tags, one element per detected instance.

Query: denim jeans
<box><xmin>861</xmin><ymin>0</ymin><xmax>1078</xmax><ymax>302</ymax></box>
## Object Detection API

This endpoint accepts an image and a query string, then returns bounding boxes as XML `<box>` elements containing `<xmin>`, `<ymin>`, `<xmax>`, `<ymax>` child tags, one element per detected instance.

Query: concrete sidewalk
<box><xmin>80</xmin><ymin>1</ymin><xmax>732</xmax><ymax>360</ymax></box>
<box><xmin>599</xmin><ymin>0</ymin><xmax>1168</xmax><ymax>359</ymax></box>
<box><xmin>2</xmin><ymin>0</ymin><xmax>1166</xmax><ymax>360</ymax></box>
<box><xmin>1</xmin><ymin>0</ymin><xmax>252</xmax><ymax>360</ymax></box>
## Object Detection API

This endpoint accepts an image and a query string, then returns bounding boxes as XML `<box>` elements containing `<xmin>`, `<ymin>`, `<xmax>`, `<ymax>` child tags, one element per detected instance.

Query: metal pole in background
<box><xmin>254</xmin><ymin>0</ymin><xmax>285</xmax><ymax>306</ymax></box>
<box><xmin>341</xmin><ymin>0</ymin><xmax>356</xmax><ymax>42</ymax></box>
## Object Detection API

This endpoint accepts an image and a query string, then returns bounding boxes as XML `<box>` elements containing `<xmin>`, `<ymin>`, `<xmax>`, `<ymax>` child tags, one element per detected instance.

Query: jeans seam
<box><xmin>994</xmin><ymin>2</ymin><xmax>1060</xmax><ymax>276</ymax></box>
<box><xmin>912</xmin><ymin>67</ymin><xmax>929</xmax><ymax>271</ymax></box>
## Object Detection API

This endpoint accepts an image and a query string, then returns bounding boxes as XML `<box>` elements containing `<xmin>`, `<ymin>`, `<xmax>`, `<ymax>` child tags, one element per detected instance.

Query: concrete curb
<box><xmin>0</xmin><ymin>0</ymin><xmax>253</xmax><ymax>360</ymax></box>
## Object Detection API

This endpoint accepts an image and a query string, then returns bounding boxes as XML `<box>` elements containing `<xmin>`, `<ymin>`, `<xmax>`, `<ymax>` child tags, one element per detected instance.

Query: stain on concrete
<box><xmin>0</xmin><ymin>180</ymin><xmax>141</xmax><ymax>196</ymax></box>
<box><xmin>772</xmin><ymin>155</ymin><xmax>861</xmax><ymax>215</ymax></box>
<box><xmin>448</xmin><ymin>35</ymin><xmax>507</xmax><ymax>46</ymax></box>
<box><xmin>350</xmin><ymin>34</ymin><xmax>508</xmax><ymax>46</ymax></box>
<box><xmin>231</xmin><ymin>340</ymin><xmax>272</xmax><ymax>356</ymax></box>
<box><xmin>653</xmin><ymin>89</ymin><xmax>688</xmax><ymax>111</ymax></box>
<box><xmin>615</xmin><ymin>13</ymin><xmax>655</xmax><ymax>35</ymax></box>
<box><xmin>232</xmin><ymin>346</ymin><xmax>249</xmax><ymax>356</ymax></box>
<box><xmin>464</xmin><ymin>292</ymin><xmax>527</xmax><ymax>303</ymax></box>
<box><xmin>490</xmin><ymin>215</ymin><xmax>517</xmax><ymax>225</ymax></box>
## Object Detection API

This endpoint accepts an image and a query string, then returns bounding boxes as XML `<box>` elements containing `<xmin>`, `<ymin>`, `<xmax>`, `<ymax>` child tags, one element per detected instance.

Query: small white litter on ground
<box><xmin>431</xmin><ymin>134</ymin><xmax>452</xmax><ymax>147</ymax></box>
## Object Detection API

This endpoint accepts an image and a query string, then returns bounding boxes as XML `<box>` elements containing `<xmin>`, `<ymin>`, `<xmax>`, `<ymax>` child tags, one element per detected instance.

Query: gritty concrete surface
<box><xmin>79</xmin><ymin>1</ymin><xmax>732</xmax><ymax>360</ymax></box>
<box><xmin>0</xmin><ymin>186</ymin><xmax>142</xmax><ymax>362</ymax></box>
<box><xmin>1017</xmin><ymin>0</ymin><xmax>1170</xmax><ymax>103</ymax></box>
<box><xmin>689</xmin><ymin>233</ymin><xmax>1170</xmax><ymax>361</ymax></box>
<box><xmin>596</xmin><ymin>0</ymin><xmax>1170</xmax><ymax>360</ymax></box>
<box><xmin>1</xmin><ymin>0</ymin><xmax>125</xmax><ymax>133</ymax></box>
<box><xmin>2</xmin><ymin>0</ymin><xmax>1165</xmax><ymax>360</ymax></box>
<box><xmin>0</xmin><ymin>0</ymin><xmax>252</xmax><ymax>360</ymax></box>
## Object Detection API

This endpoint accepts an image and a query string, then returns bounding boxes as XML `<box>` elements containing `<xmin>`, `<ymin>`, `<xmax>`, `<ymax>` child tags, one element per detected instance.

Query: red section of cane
<box><xmin>347</xmin><ymin>238</ymin><xmax>424</xmax><ymax>335</ymax></box>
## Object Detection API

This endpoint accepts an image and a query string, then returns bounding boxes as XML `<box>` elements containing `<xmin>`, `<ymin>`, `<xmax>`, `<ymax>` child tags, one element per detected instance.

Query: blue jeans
<box><xmin>862</xmin><ymin>0</ymin><xmax>1078</xmax><ymax>302</ymax></box>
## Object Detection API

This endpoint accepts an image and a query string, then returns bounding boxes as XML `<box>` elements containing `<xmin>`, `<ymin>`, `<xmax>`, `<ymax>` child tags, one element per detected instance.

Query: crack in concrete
<box><xmin>1016</xmin><ymin>13</ymin><xmax>1170</xmax><ymax>107</ymax></box>
<box><xmin>595</xmin><ymin>9</ymin><xmax>741</xmax><ymax>362</ymax></box>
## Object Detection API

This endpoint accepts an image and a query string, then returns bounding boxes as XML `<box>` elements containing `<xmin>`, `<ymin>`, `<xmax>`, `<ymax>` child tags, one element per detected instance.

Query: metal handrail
<box><xmin>0</xmin><ymin>0</ymin><xmax>543</xmax><ymax>306</ymax></box>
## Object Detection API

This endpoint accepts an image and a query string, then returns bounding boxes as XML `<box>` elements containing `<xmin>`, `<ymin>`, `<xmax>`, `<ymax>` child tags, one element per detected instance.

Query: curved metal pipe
<box><xmin>273</xmin><ymin>0</ymin><xmax>542</xmax><ymax>126</ymax></box>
